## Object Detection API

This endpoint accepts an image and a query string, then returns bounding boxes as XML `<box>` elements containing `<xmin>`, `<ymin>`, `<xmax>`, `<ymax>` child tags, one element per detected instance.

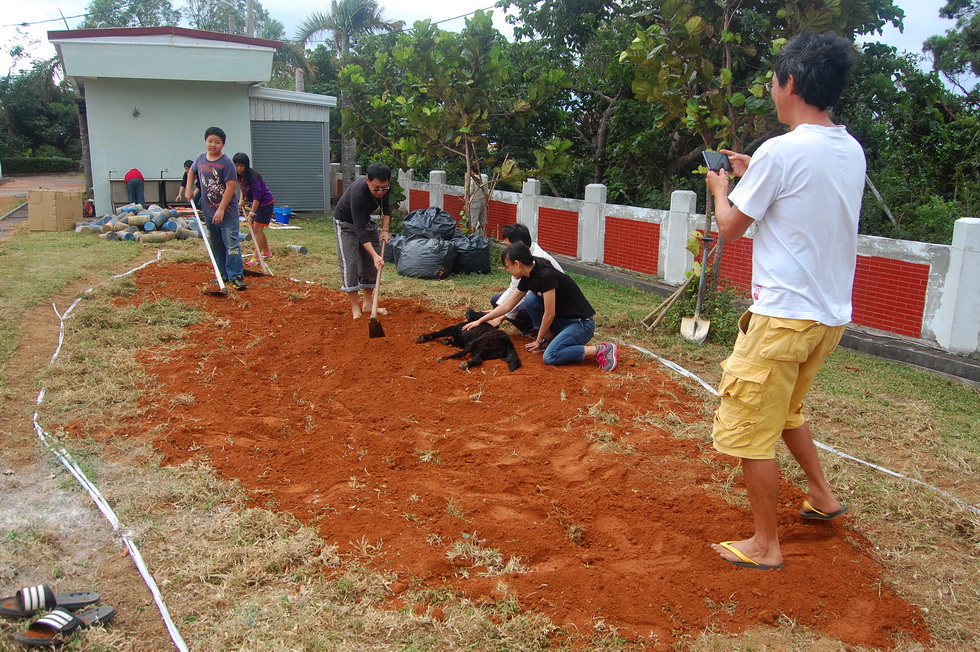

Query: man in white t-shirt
<box><xmin>705</xmin><ymin>31</ymin><xmax>865</xmax><ymax>571</ymax></box>
<box><xmin>486</xmin><ymin>223</ymin><xmax>563</xmax><ymax>335</ymax></box>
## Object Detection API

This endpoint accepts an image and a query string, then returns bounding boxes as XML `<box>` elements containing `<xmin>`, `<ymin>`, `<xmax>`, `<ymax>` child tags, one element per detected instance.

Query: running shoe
<box><xmin>596</xmin><ymin>342</ymin><xmax>618</xmax><ymax>371</ymax></box>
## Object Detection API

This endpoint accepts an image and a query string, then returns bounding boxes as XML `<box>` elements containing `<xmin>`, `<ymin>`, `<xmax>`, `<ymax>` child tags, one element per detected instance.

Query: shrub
<box><xmin>662</xmin><ymin>277</ymin><xmax>749</xmax><ymax>346</ymax></box>
<box><xmin>2</xmin><ymin>157</ymin><xmax>80</xmax><ymax>174</ymax></box>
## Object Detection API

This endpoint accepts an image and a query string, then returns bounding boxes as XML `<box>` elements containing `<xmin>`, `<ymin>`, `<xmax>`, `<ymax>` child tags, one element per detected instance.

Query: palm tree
<box><xmin>295</xmin><ymin>0</ymin><xmax>402</xmax><ymax>187</ymax></box>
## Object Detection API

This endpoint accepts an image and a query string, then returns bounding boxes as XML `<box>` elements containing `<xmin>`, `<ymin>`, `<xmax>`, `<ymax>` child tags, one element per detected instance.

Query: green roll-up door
<box><xmin>250</xmin><ymin>121</ymin><xmax>327</xmax><ymax>211</ymax></box>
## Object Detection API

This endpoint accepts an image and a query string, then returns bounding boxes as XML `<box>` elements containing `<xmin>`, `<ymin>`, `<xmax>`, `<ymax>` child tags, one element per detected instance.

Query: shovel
<box><xmin>368</xmin><ymin>240</ymin><xmax>387</xmax><ymax>338</ymax></box>
<box><xmin>190</xmin><ymin>198</ymin><xmax>226</xmax><ymax>295</ymax></box>
<box><xmin>681</xmin><ymin>235</ymin><xmax>714</xmax><ymax>343</ymax></box>
<box><xmin>642</xmin><ymin>244</ymin><xmax>716</xmax><ymax>332</ymax></box>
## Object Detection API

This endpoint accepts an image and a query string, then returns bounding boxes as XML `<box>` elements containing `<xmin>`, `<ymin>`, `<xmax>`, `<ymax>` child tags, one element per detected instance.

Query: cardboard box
<box><xmin>29</xmin><ymin>190</ymin><xmax>84</xmax><ymax>232</ymax></box>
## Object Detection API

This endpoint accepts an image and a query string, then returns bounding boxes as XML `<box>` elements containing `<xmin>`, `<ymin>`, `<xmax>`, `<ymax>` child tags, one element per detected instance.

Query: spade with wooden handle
<box><xmin>368</xmin><ymin>240</ymin><xmax>387</xmax><ymax>338</ymax></box>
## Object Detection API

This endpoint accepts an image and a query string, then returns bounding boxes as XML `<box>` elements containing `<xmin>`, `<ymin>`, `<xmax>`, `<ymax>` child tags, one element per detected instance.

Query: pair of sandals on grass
<box><xmin>0</xmin><ymin>584</ymin><xmax>115</xmax><ymax>647</ymax></box>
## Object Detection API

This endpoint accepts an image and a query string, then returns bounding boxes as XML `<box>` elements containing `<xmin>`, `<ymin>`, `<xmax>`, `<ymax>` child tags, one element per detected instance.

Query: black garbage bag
<box><xmin>451</xmin><ymin>233</ymin><xmax>492</xmax><ymax>274</ymax></box>
<box><xmin>402</xmin><ymin>206</ymin><xmax>458</xmax><ymax>240</ymax></box>
<box><xmin>397</xmin><ymin>235</ymin><xmax>457</xmax><ymax>279</ymax></box>
<box><xmin>383</xmin><ymin>233</ymin><xmax>406</xmax><ymax>264</ymax></box>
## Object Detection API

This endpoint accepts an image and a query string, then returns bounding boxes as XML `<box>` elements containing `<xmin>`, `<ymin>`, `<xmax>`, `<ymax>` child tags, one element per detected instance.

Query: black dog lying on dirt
<box><xmin>415</xmin><ymin>308</ymin><xmax>522</xmax><ymax>371</ymax></box>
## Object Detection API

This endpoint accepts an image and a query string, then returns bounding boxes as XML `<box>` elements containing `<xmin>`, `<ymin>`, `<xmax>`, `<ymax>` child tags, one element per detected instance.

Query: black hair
<box><xmin>183</xmin><ymin>159</ymin><xmax>193</xmax><ymax>168</ymax></box>
<box><xmin>204</xmin><ymin>126</ymin><xmax>227</xmax><ymax>143</ymax></box>
<box><xmin>501</xmin><ymin>241</ymin><xmax>534</xmax><ymax>266</ymax></box>
<box><xmin>774</xmin><ymin>31</ymin><xmax>858</xmax><ymax>111</ymax></box>
<box><xmin>366</xmin><ymin>162</ymin><xmax>391</xmax><ymax>182</ymax></box>
<box><xmin>232</xmin><ymin>152</ymin><xmax>262</xmax><ymax>185</ymax></box>
<box><xmin>501</xmin><ymin>223</ymin><xmax>532</xmax><ymax>247</ymax></box>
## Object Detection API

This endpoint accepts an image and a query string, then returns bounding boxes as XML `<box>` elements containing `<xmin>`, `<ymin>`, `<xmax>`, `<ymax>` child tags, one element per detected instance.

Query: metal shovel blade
<box><xmin>368</xmin><ymin>317</ymin><xmax>386</xmax><ymax>338</ymax></box>
<box><xmin>680</xmin><ymin>313</ymin><xmax>710</xmax><ymax>343</ymax></box>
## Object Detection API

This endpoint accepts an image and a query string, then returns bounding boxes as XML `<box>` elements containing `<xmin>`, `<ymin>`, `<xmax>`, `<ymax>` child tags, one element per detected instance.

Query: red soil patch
<box><xmin>97</xmin><ymin>262</ymin><xmax>929</xmax><ymax>648</ymax></box>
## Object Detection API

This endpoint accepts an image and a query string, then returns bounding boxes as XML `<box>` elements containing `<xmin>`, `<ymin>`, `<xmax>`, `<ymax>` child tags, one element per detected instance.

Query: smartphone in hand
<box><xmin>703</xmin><ymin>150</ymin><xmax>733</xmax><ymax>173</ymax></box>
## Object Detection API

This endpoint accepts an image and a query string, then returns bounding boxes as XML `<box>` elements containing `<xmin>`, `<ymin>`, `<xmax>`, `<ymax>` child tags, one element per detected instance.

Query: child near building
<box><xmin>184</xmin><ymin>127</ymin><xmax>245</xmax><ymax>291</ymax></box>
<box><xmin>232</xmin><ymin>152</ymin><xmax>275</xmax><ymax>263</ymax></box>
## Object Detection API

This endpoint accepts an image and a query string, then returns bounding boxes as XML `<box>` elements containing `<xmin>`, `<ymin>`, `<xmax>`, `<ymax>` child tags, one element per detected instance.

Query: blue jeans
<box><xmin>126</xmin><ymin>178</ymin><xmax>144</xmax><ymax>206</ymax></box>
<box><xmin>522</xmin><ymin>291</ymin><xmax>543</xmax><ymax>330</ymax></box>
<box><xmin>490</xmin><ymin>292</ymin><xmax>534</xmax><ymax>334</ymax></box>
<box><xmin>205</xmin><ymin>213</ymin><xmax>244</xmax><ymax>281</ymax></box>
<box><xmin>523</xmin><ymin>293</ymin><xmax>596</xmax><ymax>366</ymax></box>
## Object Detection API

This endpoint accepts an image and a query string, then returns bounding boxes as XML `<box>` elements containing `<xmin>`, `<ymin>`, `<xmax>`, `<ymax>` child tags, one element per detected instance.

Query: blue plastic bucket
<box><xmin>273</xmin><ymin>207</ymin><xmax>292</xmax><ymax>224</ymax></box>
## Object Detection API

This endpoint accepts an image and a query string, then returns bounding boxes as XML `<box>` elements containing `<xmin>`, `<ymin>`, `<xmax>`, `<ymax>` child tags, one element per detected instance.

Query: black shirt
<box><xmin>334</xmin><ymin>177</ymin><xmax>391</xmax><ymax>245</ymax></box>
<box><xmin>518</xmin><ymin>258</ymin><xmax>595</xmax><ymax>320</ymax></box>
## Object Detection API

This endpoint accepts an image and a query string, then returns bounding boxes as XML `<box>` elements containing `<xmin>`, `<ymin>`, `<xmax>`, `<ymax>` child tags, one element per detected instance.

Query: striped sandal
<box><xmin>0</xmin><ymin>584</ymin><xmax>101</xmax><ymax>618</ymax></box>
<box><xmin>14</xmin><ymin>605</ymin><xmax>116</xmax><ymax>647</ymax></box>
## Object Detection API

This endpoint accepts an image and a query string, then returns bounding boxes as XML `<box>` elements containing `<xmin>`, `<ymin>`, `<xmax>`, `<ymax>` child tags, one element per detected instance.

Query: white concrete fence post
<box><xmin>935</xmin><ymin>217</ymin><xmax>980</xmax><ymax>354</ymax></box>
<box><xmin>428</xmin><ymin>170</ymin><xmax>447</xmax><ymax>210</ymax></box>
<box><xmin>519</xmin><ymin>178</ymin><xmax>541</xmax><ymax>239</ymax></box>
<box><xmin>397</xmin><ymin>168</ymin><xmax>413</xmax><ymax>214</ymax></box>
<box><xmin>661</xmin><ymin>190</ymin><xmax>698</xmax><ymax>284</ymax></box>
<box><xmin>580</xmin><ymin>183</ymin><xmax>607</xmax><ymax>263</ymax></box>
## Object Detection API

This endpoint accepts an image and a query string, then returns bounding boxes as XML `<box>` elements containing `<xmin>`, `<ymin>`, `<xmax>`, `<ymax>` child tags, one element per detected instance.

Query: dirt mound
<box><xmin>99</xmin><ymin>262</ymin><xmax>929</xmax><ymax>647</ymax></box>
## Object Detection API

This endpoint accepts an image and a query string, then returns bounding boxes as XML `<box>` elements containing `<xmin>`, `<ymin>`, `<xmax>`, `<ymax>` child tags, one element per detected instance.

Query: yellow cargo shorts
<box><xmin>712</xmin><ymin>311</ymin><xmax>844</xmax><ymax>460</ymax></box>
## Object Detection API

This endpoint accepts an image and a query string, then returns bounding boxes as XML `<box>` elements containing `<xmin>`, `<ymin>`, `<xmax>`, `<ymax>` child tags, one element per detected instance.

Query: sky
<box><xmin>0</xmin><ymin>0</ymin><xmax>960</xmax><ymax>76</ymax></box>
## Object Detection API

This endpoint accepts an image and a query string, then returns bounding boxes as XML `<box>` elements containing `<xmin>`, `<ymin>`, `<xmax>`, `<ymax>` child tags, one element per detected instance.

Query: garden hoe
<box><xmin>242</xmin><ymin>209</ymin><xmax>274</xmax><ymax>277</ymax></box>
<box><xmin>190</xmin><ymin>198</ymin><xmax>226</xmax><ymax>296</ymax></box>
<box><xmin>368</xmin><ymin>240</ymin><xmax>387</xmax><ymax>338</ymax></box>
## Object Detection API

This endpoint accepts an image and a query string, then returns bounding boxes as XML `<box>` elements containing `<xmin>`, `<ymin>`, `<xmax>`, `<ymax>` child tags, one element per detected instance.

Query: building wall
<box><xmin>85</xmin><ymin>78</ymin><xmax>251</xmax><ymax>214</ymax></box>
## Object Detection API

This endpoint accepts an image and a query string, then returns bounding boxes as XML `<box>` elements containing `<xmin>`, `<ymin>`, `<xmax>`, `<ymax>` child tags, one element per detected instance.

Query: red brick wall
<box><xmin>538</xmin><ymin>207</ymin><xmax>578</xmax><ymax>257</ymax></box>
<box><xmin>486</xmin><ymin>200</ymin><xmax>517</xmax><ymax>240</ymax></box>
<box><xmin>852</xmin><ymin>256</ymin><xmax>929</xmax><ymax>338</ymax></box>
<box><xmin>409</xmin><ymin>189</ymin><xmax>430</xmax><ymax>212</ymax></box>
<box><xmin>717</xmin><ymin>234</ymin><xmax>753</xmax><ymax>292</ymax></box>
<box><xmin>443</xmin><ymin>194</ymin><xmax>464</xmax><ymax>226</ymax></box>
<box><xmin>603</xmin><ymin>217</ymin><xmax>660</xmax><ymax>274</ymax></box>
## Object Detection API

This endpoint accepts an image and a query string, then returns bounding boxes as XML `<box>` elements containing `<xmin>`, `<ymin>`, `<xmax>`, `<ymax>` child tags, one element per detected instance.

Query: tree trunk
<box><xmin>75</xmin><ymin>98</ymin><xmax>93</xmax><ymax>200</ymax></box>
<box><xmin>341</xmin><ymin>135</ymin><xmax>357</xmax><ymax>186</ymax></box>
<box><xmin>592</xmin><ymin>91</ymin><xmax>622</xmax><ymax>184</ymax></box>
<box><xmin>339</xmin><ymin>89</ymin><xmax>356</xmax><ymax>185</ymax></box>
<box><xmin>468</xmin><ymin>178</ymin><xmax>487</xmax><ymax>236</ymax></box>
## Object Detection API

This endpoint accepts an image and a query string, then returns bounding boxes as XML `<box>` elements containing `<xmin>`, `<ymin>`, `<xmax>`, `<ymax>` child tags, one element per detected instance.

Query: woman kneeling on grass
<box><xmin>465</xmin><ymin>242</ymin><xmax>617</xmax><ymax>371</ymax></box>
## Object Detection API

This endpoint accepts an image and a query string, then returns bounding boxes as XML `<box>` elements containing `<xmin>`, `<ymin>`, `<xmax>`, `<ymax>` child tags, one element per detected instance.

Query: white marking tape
<box><xmin>35</xmin><ymin>252</ymin><xmax>189</xmax><ymax>652</ymax></box>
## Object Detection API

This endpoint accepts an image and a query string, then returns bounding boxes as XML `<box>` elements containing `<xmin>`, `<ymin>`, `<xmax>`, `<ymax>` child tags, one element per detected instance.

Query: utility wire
<box><xmin>4</xmin><ymin>4</ymin><xmax>500</xmax><ymax>40</ymax></box>
<box><xmin>300</xmin><ymin>4</ymin><xmax>500</xmax><ymax>45</ymax></box>
<box><xmin>2</xmin><ymin>13</ymin><xmax>90</xmax><ymax>28</ymax></box>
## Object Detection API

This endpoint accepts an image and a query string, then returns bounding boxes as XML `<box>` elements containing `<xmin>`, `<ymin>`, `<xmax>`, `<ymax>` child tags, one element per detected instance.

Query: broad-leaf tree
<box><xmin>502</xmin><ymin>0</ymin><xmax>663</xmax><ymax>200</ymax></box>
<box><xmin>340</xmin><ymin>12</ymin><xmax>572</xmax><ymax>233</ymax></box>
<box><xmin>924</xmin><ymin>0</ymin><xmax>980</xmax><ymax>98</ymax></box>
<box><xmin>185</xmin><ymin>0</ymin><xmax>279</xmax><ymax>35</ymax></box>
<box><xmin>837</xmin><ymin>43</ymin><xmax>980</xmax><ymax>243</ymax></box>
<box><xmin>621</xmin><ymin>0</ymin><xmax>904</xmax><ymax>272</ymax></box>
<box><xmin>0</xmin><ymin>59</ymin><xmax>80</xmax><ymax>159</ymax></box>
<box><xmin>82</xmin><ymin>0</ymin><xmax>181</xmax><ymax>28</ymax></box>
<box><xmin>295</xmin><ymin>0</ymin><xmax>403</xmax><ymax>186</ymax></box>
